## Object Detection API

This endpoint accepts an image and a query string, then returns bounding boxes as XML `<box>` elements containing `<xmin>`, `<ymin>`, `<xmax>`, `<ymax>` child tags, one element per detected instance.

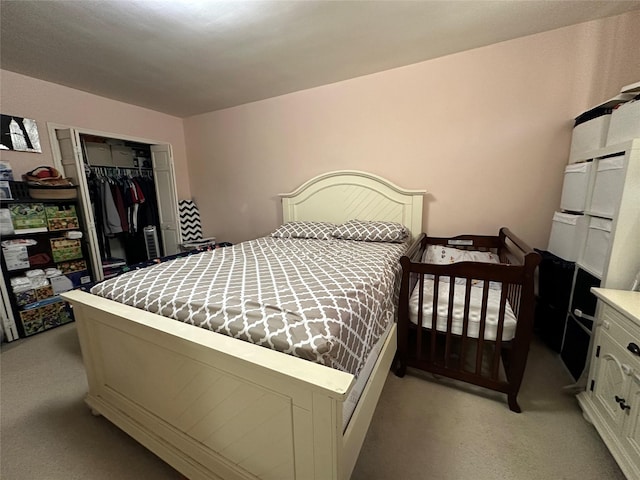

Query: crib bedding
<box><xmin>408</xmin><ymin>278</ymin><xmax>517</xmax><ymax>341</ymax></box>
<box><xmin>91</xmin><ymin>236</ymin><xmax>406</xmax><ymax>377</ymax></box>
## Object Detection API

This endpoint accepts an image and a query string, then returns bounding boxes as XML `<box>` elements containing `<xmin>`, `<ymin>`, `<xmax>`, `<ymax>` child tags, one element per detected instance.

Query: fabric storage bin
<box><xmin>581</xmin><ymin>217</ymin><xmax>612</xmax><ymax>278</ymax></box>
<box><xmin>589</xmin><ymin>156</ymin><xmax>625</xmax><ymax>218</ymax></box>
<box><xmin>547</xmin><ymin>212</ymin><xmax>588</xmax><ymax>262</ymax></box>
<box><xmin>569</xmin><ymin>114</ymin><xmax>611</xmax><ymax>163</ymax></box>
<box><xmin>85</xmin><ymin>142</ymin><xmax>113</xmax><ymax>166</ymax></box>
<box><xmin>606</xmin><ymin>99</ymin><xmax>640</xmax><ymax>146</ymax></box>
<box><xmin>560</xmin><ymin>162</ymin><xmax>592</xmax><ymax>212</ymax></box>
<box><xmin>111</xmin><ymin>145</ymin><xmax>135</xmax><ymax>167</ymax></box>
<box><xmin>570</xmin><ymin>267</ymin><xmax>600</xmax><ymax>330</ymax></box>
<box><xmin>535</xmin><ymin>301</ymin><xmax>567</xmax><ymax>353</ymax></box>
<box><xmin>560</xmin><ymin>315</ymin><xmax>591</xmax><ymax>381</ymax></box>
<box><xmin>535</xmin><ymin>249</ymin><xmax>575</xmax><ymax>309</ymax></box>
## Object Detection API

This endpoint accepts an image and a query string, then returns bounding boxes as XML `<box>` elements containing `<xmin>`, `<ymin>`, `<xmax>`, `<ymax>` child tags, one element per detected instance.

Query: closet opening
<box><xmin>50</xmin><ymin>125</ymin><xmax>181</xmax><ymax>282</ymax></box>
<box><xmin>80</xmin><ymin>134</ymin><xmax>162</xmax><ymax>279</ymax></box>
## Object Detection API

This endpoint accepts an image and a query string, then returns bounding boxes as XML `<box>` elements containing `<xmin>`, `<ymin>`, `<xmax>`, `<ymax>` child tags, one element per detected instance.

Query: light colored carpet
<box><xmin>0</xmin><ymin>323</ymin><xmax>625</xmax><ymax>480</ymax></box>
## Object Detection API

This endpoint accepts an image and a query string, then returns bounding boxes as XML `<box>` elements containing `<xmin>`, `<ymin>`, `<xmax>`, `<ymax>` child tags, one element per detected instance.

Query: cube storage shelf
<box><xmin>0</xmin><ymin>196</ymin><xmax>94</xmax><ymax>339</ymax></box>
<box><xmin>546</xmin><ymin>138</ymin><xmax>640</xmax><ymax>385</ymax></box>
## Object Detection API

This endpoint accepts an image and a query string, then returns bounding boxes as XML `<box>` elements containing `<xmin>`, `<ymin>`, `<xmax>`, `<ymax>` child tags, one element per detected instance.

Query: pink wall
<box><xmin>184</xmin><ymin>11</ymin><xmax>640</xmax><ymax>248</ymax></box>
<box><xmin>0</xmin><ymin>70</ymin><xmax>191</xmax><ymax>199</ymax></box>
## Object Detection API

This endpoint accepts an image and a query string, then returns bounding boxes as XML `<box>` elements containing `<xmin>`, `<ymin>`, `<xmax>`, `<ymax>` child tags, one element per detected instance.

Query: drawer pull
<box><xmin>628</xmin><ymin>343</ymin><xmax>640</xmax><ymax>356</ymax></box>
<box><xmin>615</xmin><ymin>395</ymin><xmax>632</xmax><ymax>412</ymax></box>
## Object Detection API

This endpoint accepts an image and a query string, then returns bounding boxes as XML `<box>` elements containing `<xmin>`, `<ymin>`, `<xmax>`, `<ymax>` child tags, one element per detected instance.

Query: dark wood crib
<box><xmin>395</xmin><ymin>228</ymin><xmax>541</xmax><ymax>412</ymax></box>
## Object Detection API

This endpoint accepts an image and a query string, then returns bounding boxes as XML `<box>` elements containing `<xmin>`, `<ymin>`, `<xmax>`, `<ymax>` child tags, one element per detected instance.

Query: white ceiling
<box><xmin>2</xmin><ymin>1</ymin><xmax>640</xmax><ymax>118</ymax></box>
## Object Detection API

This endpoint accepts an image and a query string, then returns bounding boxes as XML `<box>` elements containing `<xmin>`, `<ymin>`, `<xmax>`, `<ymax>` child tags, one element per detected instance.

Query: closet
<box><xmin>53</xmin><ymin>128</ymin><xmax>181</xmax><ymax>281</ymax></box>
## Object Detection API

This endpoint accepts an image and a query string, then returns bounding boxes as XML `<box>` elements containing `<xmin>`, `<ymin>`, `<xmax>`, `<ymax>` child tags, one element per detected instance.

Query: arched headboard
<box><xmin>279</xmin><ymin>170</ymin><xmax>426</xmax><ymax>239</ymax></box>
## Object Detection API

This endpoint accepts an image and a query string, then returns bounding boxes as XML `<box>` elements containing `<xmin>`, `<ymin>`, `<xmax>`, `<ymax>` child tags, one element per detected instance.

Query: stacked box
<box><xmin>589</xmin><ymin>156</ymin><xmax>625</xmax><ymax>218</ymax></box>
<box><xmin>19</xmin><ymin>307</ymin><xmax>45</xmax><ymax>336</ymax></box>
<box><xmin>15</xmin><ymin>285</ymin><xmax>54</xmax><ymax>306</ymax></box>
<box><xmin>50</xmin><ymin>237</ymin><xmax>82</xmax><ymax>263</ymax></box>
<box><xmin>35</xmin><ymin>284</ymin><xmax>54</xmax><ymax>300</ymax></box>
<box><xmin>45</xmin><ymin>205</ymin><xmax>79</xmax><ymax>231</ymax></box>
<box><xmin>15</xmin><ymin>289</ymin><xmax>37</xmax><ymax>307</ymax></box>
<box><xmin>607</xmin><ymin>99</ymin><xmax>640</xmax><ymax>146</ymax></box>
<box><xmin>559</xmin><ymin>162</ymin><xmax>592</xmax><ymax>213</ymax></box>
<box><xmin>57</xmin><ymin>259</ymin><xmax>87</xmax><ymax>273</ymax></box>
<box><xmin>18</xmin><ymin>297</ymin><xmax>70</xmax><ymax>336</ymax></box>
<box><xmin>9</xmin><ymin>203</ymin><xmax>47</xmax><ymax>233</ymax></box>
<box><xmin>569</xmin><ymin>115</ymin><xmax>610</xmax><ymax>163</ymax></box>
<box><xmin>547</xmin><ymin>212</ymin><xmax>588</xmax><ymax>262</ymax></box>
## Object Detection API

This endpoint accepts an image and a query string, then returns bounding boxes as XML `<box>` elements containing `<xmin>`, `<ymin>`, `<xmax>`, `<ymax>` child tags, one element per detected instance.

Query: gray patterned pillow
<box><xmin>332</xmin><ymin>220</ymin><xmax>409</xmax><ymax>243</ymax></box>
<box><xmin>271</xmin><ymin>221</ymin><xmax>336</xmax><ymax>240</ymax></box>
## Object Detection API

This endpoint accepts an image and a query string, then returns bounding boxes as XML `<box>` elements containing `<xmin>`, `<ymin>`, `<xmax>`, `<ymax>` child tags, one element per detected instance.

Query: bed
<box><xmin>395</xmin><ymin>228</ymin><xmax>540</xmax><ymax>412</ymax></box>
<box><xmin>62</xmin><ymin>170</ymin><xmax>425</xmax><ymax>480</ymax></box>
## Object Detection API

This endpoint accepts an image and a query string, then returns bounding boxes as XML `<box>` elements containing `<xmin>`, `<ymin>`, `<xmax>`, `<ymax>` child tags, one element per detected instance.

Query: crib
<box><xmin>395</xmin><ymin>228</ymin><xmax>540</xmax><ymax>412</ymax></box>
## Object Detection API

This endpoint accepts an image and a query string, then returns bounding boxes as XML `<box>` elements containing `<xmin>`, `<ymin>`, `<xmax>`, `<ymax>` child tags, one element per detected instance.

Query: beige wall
<box><xmin>184</xmin><ymin>11</ymin><xmax>640</xmax><ymax>248</ymax></box>
<box><xmin>0</xmin><ymin>70</ymin><xmax>191</xmax><ymax>199</ymax></box>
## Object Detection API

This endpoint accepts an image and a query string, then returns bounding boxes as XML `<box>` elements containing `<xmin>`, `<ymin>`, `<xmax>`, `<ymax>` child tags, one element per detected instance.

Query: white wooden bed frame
<box><xmin>63</xmin><ymin>170</ymin><xmax>425</xmax><ymax>480</ymax></box>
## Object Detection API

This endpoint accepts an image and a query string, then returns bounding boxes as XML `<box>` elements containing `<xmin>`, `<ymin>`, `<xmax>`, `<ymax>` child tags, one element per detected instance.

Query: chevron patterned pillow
<box><xmin>179</xmin><ymin>200</ymin><xmax>203</xmax><ymax>242</ymax></box>
<box><xmin>271</xmin><ymin>221</ymin><xmax>336</xmax><ymax>240</ymax></box>
<box><xmin>332</xmin><ymin>220</ymin><xmax>409</xmax><ymax>243</ymax></box>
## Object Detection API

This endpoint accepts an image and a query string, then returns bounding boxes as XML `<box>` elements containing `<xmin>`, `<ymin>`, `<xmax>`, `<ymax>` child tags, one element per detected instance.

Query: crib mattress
<box><xmin>408</xmin><ymin>278</ymin><xmax>517</xmax><ymax>341</ymax></box>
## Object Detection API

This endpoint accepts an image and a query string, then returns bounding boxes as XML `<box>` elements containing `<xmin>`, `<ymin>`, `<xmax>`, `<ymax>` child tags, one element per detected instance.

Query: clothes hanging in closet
<box><xmin>86</xmin><ymin>169</ymin><xmax>161</xmax><ymax>264</ymax></box>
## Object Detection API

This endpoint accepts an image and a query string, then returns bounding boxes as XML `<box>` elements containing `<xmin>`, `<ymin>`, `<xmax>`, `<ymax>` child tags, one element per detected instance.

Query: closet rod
<box><xmin>88</xmin><ymin>165</ymin><xmax>151</xmax><ymax>170</ymax></box>
<box><xmin>88</xmin><ymin>165</ymin><xmax>153</xmax><ymax>177</ymax></box>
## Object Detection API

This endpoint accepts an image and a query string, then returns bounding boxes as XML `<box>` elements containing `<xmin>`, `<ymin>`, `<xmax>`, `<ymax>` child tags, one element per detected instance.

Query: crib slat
<box><xmin>460</xmin><ymin>280</ymin><xmax>473</xmax><ymax>371</ymax></box>
<box><xmin>431</xmin><ymin>274</ymin><xmax>439</xmax><ymax>364</ymax></box>
<box><xmin>416</xmin><ymin>272</ymin><xmax>425</xmax><ymax>361</ymax></box>
<box><xmin>492</xmin><ymin>284</ymin><xmax>509</xmax><ymax>380</ymax></box>
<box><xmin>475</xmin><ymin>284</ymin><xmax>490</xmax><ymax>376</ymax></box>
<box><xmin>444</xmin><ymin>275</ymin><xmax>456</xmax><ymax>368</ymax></box>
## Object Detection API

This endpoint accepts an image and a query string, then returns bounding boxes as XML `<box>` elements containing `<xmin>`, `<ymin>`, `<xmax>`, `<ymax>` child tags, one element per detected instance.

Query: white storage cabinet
<box><xmin>578</xmin><ymin>289</ymin><xmax>640</xmax><ymax>480</ymax></box>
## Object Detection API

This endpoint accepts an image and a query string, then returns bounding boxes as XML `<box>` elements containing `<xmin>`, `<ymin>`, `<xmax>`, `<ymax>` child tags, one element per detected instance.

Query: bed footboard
<box><xmin>395</xmin><ymin>228</ymin><xmax>540</xmax><ymax>412</ymax></box>
<box><xmin>63</xmin><ymin>290</ymin><xmax>394</xmax><ymax>480</ymax></box>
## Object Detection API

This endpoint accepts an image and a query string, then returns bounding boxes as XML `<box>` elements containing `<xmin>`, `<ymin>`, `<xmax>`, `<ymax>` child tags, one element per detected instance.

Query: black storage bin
<box><xmin>535</xmin><ymin>301</ymin><xmax>567</xmax><ymax>353</ymax></box>
<box><xmin>536</xmin><ymin>249</ymin><xmax>575</xmax><ymax>308</ymax></box>
<box><xmin>561</xmin><ymin>315</ymin><xmax>591</xmax><ymax>380</ymax></box>
<box><xmin>571</xmin><ymin>268</ymin><xmax>600</xmax><ymax>331</ymax></box>
<box><xmin>534</xmin><ymin>250</ymin><xmax>574</xmax><ymax>352</ymax></box>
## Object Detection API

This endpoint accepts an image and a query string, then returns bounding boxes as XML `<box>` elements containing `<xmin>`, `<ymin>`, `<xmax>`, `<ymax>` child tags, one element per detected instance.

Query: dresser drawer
<box><xmin>600</xmin><ymin>303</ymin><xmax>640</xmax><ymax>365</ymax></box>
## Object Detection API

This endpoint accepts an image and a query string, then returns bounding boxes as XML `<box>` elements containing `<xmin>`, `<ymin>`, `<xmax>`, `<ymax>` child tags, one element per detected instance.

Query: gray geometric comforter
<box><xmin>90</xmin><ymin>237</ymin><xmax>407</xmax><ymax>376</ymax></box>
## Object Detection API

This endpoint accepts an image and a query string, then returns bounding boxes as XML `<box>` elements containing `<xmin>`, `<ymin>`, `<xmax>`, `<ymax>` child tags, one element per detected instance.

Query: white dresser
<box><xmin>578</xmin><ymin>288</ymin><xmax>640</xmax><ymax>479</ymax></box>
